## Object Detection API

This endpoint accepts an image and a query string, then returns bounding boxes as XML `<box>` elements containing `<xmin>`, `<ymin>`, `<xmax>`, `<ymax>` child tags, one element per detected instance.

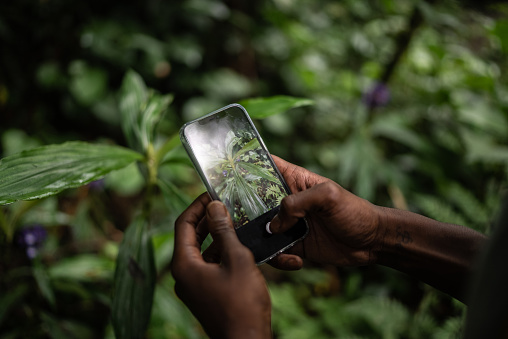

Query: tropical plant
<box><xmin>203</xmin><ymin>129</ymin><xmax>286</xmax><ymax>227</ymax></box>
<box><xmin>0</xmin><ymin>69</ymin><xmax>311</xmax><ymax>338</ymax></box>
<box><xmin>1</xmin><ymin>0</ymin><xmax>506</xmax><ymax>338</ymax></box>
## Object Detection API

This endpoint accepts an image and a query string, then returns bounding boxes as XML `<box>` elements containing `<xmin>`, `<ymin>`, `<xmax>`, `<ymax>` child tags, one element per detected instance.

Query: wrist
<box><xmin>372</xmin><ymin>206</ymin><xmax>419</xmax><ymax>268</ymax></box>
<box><xmin>219</xmin><ymin>308</ymin><xmax>272</xmax><ymax>339</ymax></box>
<box><xmin>226</xmin><ymin>327</ymin><xmax>272</xmax><ymax>339</ymax></box>
<box><xmin>368</xmin><ymin>205</ymin><xmax>390</xmax><ymax>265</ymax></box>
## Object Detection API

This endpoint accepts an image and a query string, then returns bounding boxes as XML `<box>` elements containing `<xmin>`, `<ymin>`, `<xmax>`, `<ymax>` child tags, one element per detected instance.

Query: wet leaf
<box><xmin>0</xmin><ymin>142</ymin><xmax>144</xmax><ymax>205</ymax></box>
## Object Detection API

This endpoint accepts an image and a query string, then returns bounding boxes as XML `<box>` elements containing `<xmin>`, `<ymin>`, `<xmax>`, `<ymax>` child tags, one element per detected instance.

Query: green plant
<box><xmin>0</xmin><ymin>69</ymin><xmax>312</xmax><ymax>338</ymax></box>
<box><xmin>204</xmin><ymin>129</ymin><xmax>285</xmax><ymax>227</ymax></box>
<box><xmin>1</xmin><ymin>0</ymin><xmax>506</xmax><ymax>338</ymax></box>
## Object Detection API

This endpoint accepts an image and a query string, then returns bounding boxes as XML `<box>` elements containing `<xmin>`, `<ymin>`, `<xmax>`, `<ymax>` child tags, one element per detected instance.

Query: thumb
<box><xmin>270</xmin><ymin>181</ymin><xmax>338</xmax><ymax>234</ymax></box>
<box><xmin>206</xmin><ymin>201</ymin><xmax>253</xmax><ymax>267</ymax></box>
<box><xmin>269</xmin><ymin>194</ymin><xmax>306</xmax><ymax>234</ymax></box>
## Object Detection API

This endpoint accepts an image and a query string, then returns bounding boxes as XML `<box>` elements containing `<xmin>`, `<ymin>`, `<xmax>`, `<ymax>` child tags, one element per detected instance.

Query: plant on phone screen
<box><xmin>207</xmin><ymin>130</ymin><xmax>285</xmax><ymax>227</ymax></box>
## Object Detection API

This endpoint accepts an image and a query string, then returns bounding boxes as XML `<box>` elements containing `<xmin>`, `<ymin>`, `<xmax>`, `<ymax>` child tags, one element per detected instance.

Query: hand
<box><xmin>270</xmin><ymin>157</ymin><xmax>487</xmax><ymax>303</ymax></box>
<box><xmin>171</xmin><ymin>194</ymin><xmax>272</xmax><ymax>339</ymax></box>
<box><xmin>269</xmin><ymin>156</ymin><xmax>382</xmax><ymax>270</ymax></box>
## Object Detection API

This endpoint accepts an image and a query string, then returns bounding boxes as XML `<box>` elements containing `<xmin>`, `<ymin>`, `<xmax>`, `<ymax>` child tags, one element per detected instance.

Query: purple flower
<box><xmin>16</xmin><ymin>224</ymin><xmax>47</xmax><ymax>259</ymax></box>
<box><xmin>26</xmin><ymin>247</ymin><xmax>39</xmax><ymax>259</ymax></box>
<box><xmin>362</xmin><ymin>82</ymin><xmax>390</xmax><ymax>109</ymax></box>
<box><xmin>222</xmin><ymin>170</ymin><xmax>228</xmax><ymax>177</ymax></box>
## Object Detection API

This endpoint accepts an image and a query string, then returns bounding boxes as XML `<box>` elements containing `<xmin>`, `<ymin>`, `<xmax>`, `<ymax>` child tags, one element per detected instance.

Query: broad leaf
<box><xmin>33</xmin><ymin>262</ymin><xmax>56</xmax><ymax>307</ymax></box>
<box><xmin>0</xmin><ymin>142</ymin><xmax>143</xmax><ymax>205</ymax></box>
<box><xmin>158</xmin><ymin>178</ymin><xmax>192</xmax><ymax>214</ymax></box>
<box><xmin>233</xmin><ymin>170</ymin><xmax>268</xmax><ymax>220</ymax></box>
<box><xmin>239</xmin><ymin>95</ymin><xmax>314</xmax><ymax>119</ymax></box>
<box><xmin>119</xmin><ymin>70</ymin><xmax>173</xmax><ymax>152</ymax></box>
<box><xmin>119</xmin><ymin>70</ymin><xmax>148</xmax><ymax>151</ymax></box>
<box><xmin>139</xmin><ymin>93</ymin><xmax>173</xmax><ymax>150</ymax></box>
<box><xmin>234</xmin><ymin>138</ymin><xmax>260</xmax><ymax>159</ymax></box>
<box><xmin>238</xmin><ymin>162</ymin><xmax>280</xmax><ymax>184</ymax></box>
<box><xmin>112</xmin><ymin>215</ymin><xmax>156</xmax><ymax>339</ymax></box>
<box><xmin>48</xmin><ymin>254</ymin><xmax>115</xmax><ymax>282</ymax></box>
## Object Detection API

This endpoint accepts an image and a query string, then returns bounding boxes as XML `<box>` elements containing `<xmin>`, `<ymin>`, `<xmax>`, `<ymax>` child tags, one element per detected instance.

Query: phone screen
<box><xmin>182</xmin><ymin>105</ymin><xmax>288</xmax><ymax>229</ymax></box>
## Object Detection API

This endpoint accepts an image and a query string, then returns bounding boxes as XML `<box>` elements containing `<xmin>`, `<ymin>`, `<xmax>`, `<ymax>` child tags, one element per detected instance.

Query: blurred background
<box><xmin>1</xmin><ymin>0</ymin><xmax>508</xmax><ymax>338</ymax></box>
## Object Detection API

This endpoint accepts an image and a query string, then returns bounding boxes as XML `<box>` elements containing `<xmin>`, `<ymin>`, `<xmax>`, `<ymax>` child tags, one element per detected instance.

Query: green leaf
<box><xmin>41</xmin><ymin>312</ymin><xmax>95</xmax><ymax>339</ymax></box>
<box><xmin>234</xmin><ymin>138</ymin><xmax>260</xmax><ymax>159</ymax></box>
<box><xmin>158</xmin><ymin>178</ymin><xmax>192</xmax><ymax>214</ymax></box>
<box><xmin>139</xmin><ymin>93</ymin><xmax>173</xmax><ymax>151</ymax></box>
<box><xmin>414</xmin><ymin>194</ymin><xmax>469</xmax><ymax>227</ymax></box>
<box><xmin>233</xmin><ymin>170</ymin><xmax>268</xmax><ymax>220</ymax></box>
<box><xmin>238</xmin><ymin>95</ymin><xmax>314</xmax><ymax>119</ymax></box>
<box><xmin>0</xmin><ymin>142</ymin><xmax>143</xmax><ymax>205</ymax></box>
<box><xmin>0</xmin><ymin>284</ymin><xmax>29</xmax><ymax>327</ymax></box>
<box><xmin>119</xmin><ymin>70</ymin><xmax>148</xmax><ymax>151</ymax></box>
<box><xmin>33</xmin><ymin>261</ymin><xmax>56</xmax><ymax>307</ymax></box>
<box><xmin>371</xmin><ymin>114</ymin><xmax>427</xmax><ymax>151</ymax></box>
<box><xmin>345</xmin><ymin>296</ymin><xmax>410</xmax><ymax>338</ymax></box>
<box><xmin>237</xmin><ymin>162</ymin><xmax>280</xmax><ymax>184</ymax></box>
<box><xmin>48</xmin><ymin>254</ymin><xmax>115</xmax><ymax>282</ymax></box>
<box><xmin>112</xmin><ymin>215</ymin><xmax>156</xmax><ymax>339</ymax></box>
<box><xmin>119</xmin><ymin>70</ymin><xmax>173</xmax><ymax>152</ymax></box>
<box><xmin>69</xmin><ymin>60</ymin><xmax>108</xmax><ymax>106</ymax></box>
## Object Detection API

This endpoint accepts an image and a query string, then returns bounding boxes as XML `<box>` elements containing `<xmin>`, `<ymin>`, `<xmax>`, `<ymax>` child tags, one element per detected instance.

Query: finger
<box><xmin>268</xmin><ymin>253</ymin><xmax>304</xmax><ymax>271</ymax></box>
<box><xmin>172</xmin><ymin>193</ymin><xmax>211</xmax><ymax>273</ymax></box>
<box><xmin>272</xmin><ymin>155</ymin><xmax>328</xmax><ymax>192</ymax></box>
<box><xmin>270</xmin><ymin>181</ymin><xmax>339</xmax><ymax>234</ymax></box>
<box><xmin>269</xmin><ymin>194</ymin><xmax>306</xmax><ymax>234</ymax></box>
<box><xmin>202</xmin><ymin>241</ymin><xmax>221</xmax><ymax>263</ymax></box>
<box><xmin>195</xmin><ymin>216</ymin><xmax>210</xmax><ymax>246</ymax></box>
<box><xmin>206</xmin><ymin>201</ymin><xmax>254</xmax><ymax>268</ymax></box>
<box><xmin>272</xmin><ymin>155</ymin><xmax>299</xmax><ymax>193</ymax></box>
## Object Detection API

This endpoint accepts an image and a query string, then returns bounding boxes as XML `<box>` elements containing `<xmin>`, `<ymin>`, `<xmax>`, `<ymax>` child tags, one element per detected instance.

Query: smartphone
<box><xmin>180</xmin><ymin>103</ymin><xmax>308</xmax><ymax>264</ymax></box>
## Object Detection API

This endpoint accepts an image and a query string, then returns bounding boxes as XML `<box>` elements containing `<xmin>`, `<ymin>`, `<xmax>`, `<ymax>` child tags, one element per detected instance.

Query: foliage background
<box><xmin>1</xmin><ymin>0</ymin><xmax>508</xmax><ymax>338</ymax></box>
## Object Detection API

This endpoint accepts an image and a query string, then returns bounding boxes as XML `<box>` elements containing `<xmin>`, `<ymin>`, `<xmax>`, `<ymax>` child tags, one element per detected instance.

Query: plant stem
<box><xmin>146</xmin><ymin>143</ymin><xmax>158</xmax><ymax>188</ymax></box>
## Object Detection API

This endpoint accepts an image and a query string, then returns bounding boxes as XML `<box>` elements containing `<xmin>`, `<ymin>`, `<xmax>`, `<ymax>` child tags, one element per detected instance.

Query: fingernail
<box><xmin>270</xmin><ymin>214</ymin><xmax>280</xmax><ymax>233</ymax></box>
<box><xmin>207</xmin><ymin>201</ymin><xmax>228</xmax><ymax>221</ymax></box>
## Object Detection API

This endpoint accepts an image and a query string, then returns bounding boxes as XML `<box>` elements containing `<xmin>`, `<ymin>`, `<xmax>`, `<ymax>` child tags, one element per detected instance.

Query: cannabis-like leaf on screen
<box><xmin>204</xmin><ymin>130</ymin><xmax>286</xmax><ymax>227</ymax></box>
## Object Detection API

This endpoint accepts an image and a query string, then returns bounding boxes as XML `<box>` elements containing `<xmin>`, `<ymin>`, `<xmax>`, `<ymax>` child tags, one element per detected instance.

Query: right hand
<box><xmin>269</xmin><ymin>156</ymin><xmax>383</xmax><ymax>270</ymax></box>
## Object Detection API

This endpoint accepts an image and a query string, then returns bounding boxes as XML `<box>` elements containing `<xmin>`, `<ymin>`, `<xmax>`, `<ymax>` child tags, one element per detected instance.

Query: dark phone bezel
<box><xmin>179</xmin><ymin>103</ymin><xmax>308</xmax><ymax>264</ymax></box>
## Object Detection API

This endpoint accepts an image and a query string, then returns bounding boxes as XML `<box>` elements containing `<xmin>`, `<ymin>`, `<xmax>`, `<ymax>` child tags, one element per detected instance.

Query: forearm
<box><xmin>373</xmin><ymin>206</ymin><xmax>487</xmax><ymax>303</ymax></box>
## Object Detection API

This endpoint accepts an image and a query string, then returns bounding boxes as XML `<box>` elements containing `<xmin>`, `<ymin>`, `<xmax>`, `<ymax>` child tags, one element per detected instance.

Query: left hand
<box><xmin>171</xmin><ymin>194</ymin><xmax>272</xmax><ymax>339</ymax></box>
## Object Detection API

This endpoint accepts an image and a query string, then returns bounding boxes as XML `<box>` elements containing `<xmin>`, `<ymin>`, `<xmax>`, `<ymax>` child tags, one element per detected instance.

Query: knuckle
<box><xmin>280</xmin><ymin>194</ymin><xmax>296</xmax><ymax>214</ymax></box>
<box><xmin>319</xmin><ymin>181</ymin><xmax>342</xmax><ymax>201</ymax></box>
<box><xmin>211</xmin><ymin>221</ymin><xmax>234</xmax><ymax>237</ymax></box>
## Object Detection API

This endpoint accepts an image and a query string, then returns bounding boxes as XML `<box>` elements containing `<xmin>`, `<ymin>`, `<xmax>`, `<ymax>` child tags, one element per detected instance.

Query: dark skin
<box><xmin>171</xmin><ymin>197</ymin><xmax>271</xmax><ymax>339</ymax></box>
<box><xmin>269</xmin><ymin>156</ymin><xmax>487</xmax><ymax>302</ymax></box>
<box><xmin>172</xmin><ymin>156</ymin><xmax>487</xmax><ymax>337</ymax></box>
